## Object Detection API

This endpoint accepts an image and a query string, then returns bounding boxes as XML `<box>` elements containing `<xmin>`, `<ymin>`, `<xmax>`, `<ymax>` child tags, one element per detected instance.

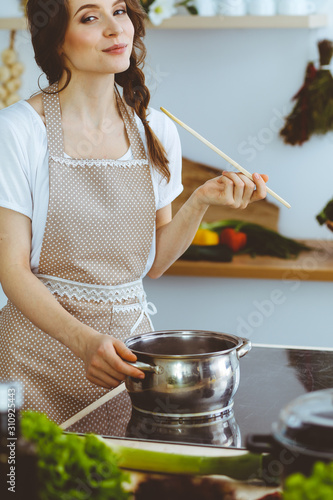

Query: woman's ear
<box><xmin>57</xmin><ymin>42</ymin><xmax>65</xmax><ymax>57</ymax></box>
<box><xmin>58</xmin><ymin>49</ymin><xmax>68</xmax><ymax>63</ymax></box>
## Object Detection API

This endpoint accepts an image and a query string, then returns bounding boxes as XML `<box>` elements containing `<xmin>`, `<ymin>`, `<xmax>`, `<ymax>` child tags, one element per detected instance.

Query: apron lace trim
<box><xmin>36</xmin><ymin>274</ymin><xmax>146</xmax><ymax>304</ymax></box>
<box><xmin>50</xmin><ymin>155</ymin><xmax>149</xmax><ymax>169</ymax></box>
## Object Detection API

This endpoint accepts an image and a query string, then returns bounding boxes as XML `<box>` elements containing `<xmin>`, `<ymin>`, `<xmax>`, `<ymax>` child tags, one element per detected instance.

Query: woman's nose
<box><xmin>104</xmin><ymin>18</ymin><xmax>123</xmax><ymax>37</ymax></box>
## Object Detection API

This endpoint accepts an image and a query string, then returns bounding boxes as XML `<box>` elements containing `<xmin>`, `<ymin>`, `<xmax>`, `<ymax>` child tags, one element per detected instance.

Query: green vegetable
<box><xmin>316</xmin><ymin>198</ymin><xmax>333</xmax><ymax>225</ymax></box>
<box><xmin>110</xmin><ymin>443</ymin><xmax>265</xmax><ymax>480</ymax></box>
<box><xmin>201</xmin><ymin>220</ymin><xmax>312</xmax><ymax>259</ymax></box>
<box><xmin>180</xmin><ymin>244</ymin><xmax>233</xmax><ymax>262</ymax></box>
<box><xmin>283</xmin><ymin>461</ymin><xmax>333</xmax><ymax>500</ymax></box>
<box><xmin>21</xmin><ymin>411</ymin><xmax>131</xmax><ymax>500</ymax></box>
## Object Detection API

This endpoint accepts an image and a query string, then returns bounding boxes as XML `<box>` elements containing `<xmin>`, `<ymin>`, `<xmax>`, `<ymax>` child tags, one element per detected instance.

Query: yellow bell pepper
<box><xmin>192</xmin><ymin>228</ymin><xmax>219</xmax><ymax>246</ymax></box>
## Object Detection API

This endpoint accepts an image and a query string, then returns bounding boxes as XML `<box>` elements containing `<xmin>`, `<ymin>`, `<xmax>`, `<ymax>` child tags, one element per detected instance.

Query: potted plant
<box><xmin>18</xmin><ymin>0</ymin><xmax>199</xmax><ymax>25</ymax></box>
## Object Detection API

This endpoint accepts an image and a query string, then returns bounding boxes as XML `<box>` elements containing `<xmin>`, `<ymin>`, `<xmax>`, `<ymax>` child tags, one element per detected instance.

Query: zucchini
<box><xmin>180</xmin><ymin>245</ymin><xmax>233</xmax><ymax>262</ymax></box>
<box><xmin>106</xmin><ymin>442</ymin><xmax>266</xmax><ymax>481</ymax></box>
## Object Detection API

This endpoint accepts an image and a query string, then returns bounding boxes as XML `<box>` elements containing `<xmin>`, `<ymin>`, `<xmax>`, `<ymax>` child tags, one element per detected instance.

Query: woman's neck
<box><xmin>57</xmin><ymin>72</ymin><xmax>120</xmax><ymax>129</ymax></box>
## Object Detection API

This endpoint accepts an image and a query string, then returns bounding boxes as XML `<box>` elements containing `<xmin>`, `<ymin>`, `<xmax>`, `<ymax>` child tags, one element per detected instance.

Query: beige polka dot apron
<box><xmin>0</xmin><ymin>83</ymin><xmax>156</xmax><ymax>434</ymax></box>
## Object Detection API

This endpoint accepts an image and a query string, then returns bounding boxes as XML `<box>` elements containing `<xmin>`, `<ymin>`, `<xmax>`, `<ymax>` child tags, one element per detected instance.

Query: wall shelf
<box><xmin>0</xmin><ymin>14</ymin><xmax>329</xmax><ymax>31</ymax></box>
<box><xmin>0</xmin><ymin>17</ymin><xmax>27</xmax><ymax>30</ymax></box>
<box><xmin>165</xmin><ymin>240</ymin><xmax>333</xmax><ymax>282</ymax></box>
<box><xmin>148</xmin><ymin>14</ymin><xmax>329</xmax><ymax>30</ymax></box>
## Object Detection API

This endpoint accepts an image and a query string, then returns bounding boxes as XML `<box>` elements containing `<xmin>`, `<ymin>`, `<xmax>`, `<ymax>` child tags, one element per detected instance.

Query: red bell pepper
<box><xmin>220</xmin><ymin>227</ymin><xmax>247</xmax><ymax>253</ymax></box>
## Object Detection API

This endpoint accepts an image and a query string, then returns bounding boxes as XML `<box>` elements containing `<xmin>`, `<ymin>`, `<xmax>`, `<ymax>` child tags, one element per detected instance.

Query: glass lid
<box><xmin>272</xmin><ymin>389</ymin><xmax>333</xmax><ymax>457</ymax></box>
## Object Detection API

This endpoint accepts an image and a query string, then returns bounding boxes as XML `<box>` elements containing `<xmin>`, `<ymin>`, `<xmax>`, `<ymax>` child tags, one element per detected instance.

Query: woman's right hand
<box><xmin>80</xmin><ymin>330</ymin><xmax>145</xmax><ymax>389</ymax></box>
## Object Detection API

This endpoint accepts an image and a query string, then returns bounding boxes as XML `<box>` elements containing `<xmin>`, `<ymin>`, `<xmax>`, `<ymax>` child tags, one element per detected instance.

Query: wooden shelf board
<box><xmin>147</xmin><ymin>14</ymin><xmax>329</xmax><ymax>30</ymax></box>
<box><xmin>165</xmin><ymin>239</ymin><xmax>333</xmax><ymax>281</ymax></box>
<box><xmin>0</xmin><ymin>17</ymin><xmax>27</xmax><ymax>30</ymax></box>
<box><xmin>0</xmin><ymin>14</ymin><xmax>328</xmax><ymax>31</ymax></box>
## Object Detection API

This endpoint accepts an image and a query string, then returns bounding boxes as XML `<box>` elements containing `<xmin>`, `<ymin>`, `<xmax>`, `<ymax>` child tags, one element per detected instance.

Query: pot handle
<box><xmin>236</xmin><ymin>337</ymin><xmax>252</xmax><ymax>358</ymax></box>
<box><xmin>246</xmin><ymin>433</ymin><xmax>275</xmax><ymax>454</ymax></box>
<box><xmin>127</xmin><ymin>361</ymin><xmax>164</xmax><ymax>375</ymax></box>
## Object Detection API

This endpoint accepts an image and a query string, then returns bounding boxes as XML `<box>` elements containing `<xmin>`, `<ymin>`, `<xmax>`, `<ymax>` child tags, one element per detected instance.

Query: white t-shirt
<box><xmin>0</xmin><ymin>100</ymin><xmax>183</xmax><ymax>278</ymax></box>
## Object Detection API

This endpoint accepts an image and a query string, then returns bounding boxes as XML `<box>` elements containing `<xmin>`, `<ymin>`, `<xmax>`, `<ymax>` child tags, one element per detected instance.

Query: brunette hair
<box><xmin>26</xmin><ymin>0</ymin><xmax>170</xmax><ymax>181</ymax></box>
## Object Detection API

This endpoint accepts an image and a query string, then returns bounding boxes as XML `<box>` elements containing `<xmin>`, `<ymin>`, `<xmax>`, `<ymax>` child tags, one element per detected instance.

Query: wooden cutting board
<box><xmin>102</xmin><ymin>437</ymin><xmax>282</xmax><ymax>499</ymax></box>
<box><xmin>172</xmin><ymin>158</ymin><xmax>280</xmax><ymax>232</ymax></box>
<box><xmin>128</xmin><ymin>471</ymin><xmax>282</xmax><ymax>499</ymax></box>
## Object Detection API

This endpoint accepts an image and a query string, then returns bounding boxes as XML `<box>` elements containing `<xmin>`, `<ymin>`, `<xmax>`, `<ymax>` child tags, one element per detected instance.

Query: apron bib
<box><xmin>0</xmin><ymin>83</ymin><xmax>156</xmax><ymax>433</ymax></box>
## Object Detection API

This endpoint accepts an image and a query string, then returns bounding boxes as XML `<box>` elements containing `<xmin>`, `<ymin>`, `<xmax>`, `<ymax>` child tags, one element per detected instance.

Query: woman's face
<box><xmin>61</xmin><ymin>0</ymin><xmax>135</xmax><ymax>77</ymax></box>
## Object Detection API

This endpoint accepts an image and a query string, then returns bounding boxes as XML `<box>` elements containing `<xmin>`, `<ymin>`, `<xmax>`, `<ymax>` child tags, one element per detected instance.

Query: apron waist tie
<box><xmin>130</xmin><ymin>297</ymin><xmax>157</xmax><ymax>335</ymax></box>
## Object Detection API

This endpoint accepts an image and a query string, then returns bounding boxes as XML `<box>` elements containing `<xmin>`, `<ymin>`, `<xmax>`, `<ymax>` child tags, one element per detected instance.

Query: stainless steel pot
<box><xmin>124</xmin><ymin>330</ymin><xmax>251</xmax><ymax>419</ymax></box>
<box><xmin>126</xmin><ymin>407</ymin><xmax>242</xmax><ymax>447</ymax></box>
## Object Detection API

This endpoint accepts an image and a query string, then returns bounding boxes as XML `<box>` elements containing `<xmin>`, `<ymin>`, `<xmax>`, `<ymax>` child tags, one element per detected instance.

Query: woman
<box><xmin>0</xmin><ymin>0</ymin><xmax>267</xmax><ymax>431</ymax></box>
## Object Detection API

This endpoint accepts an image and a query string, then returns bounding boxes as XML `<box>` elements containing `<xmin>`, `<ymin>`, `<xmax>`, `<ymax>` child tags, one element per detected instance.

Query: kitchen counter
<box><xmin>165</xmin><ymin>239</ymin><xmax>333</xmax><ymax>281</ymax></box>
<box><xmin>61</xmin><ymin>344</ymin><xmax>333</xmax><ymax>496</ymax></box>
<box><xmin>65</xmin><ymin>343</ymin><xmax>333</xmax><ymax>447</ymax></box>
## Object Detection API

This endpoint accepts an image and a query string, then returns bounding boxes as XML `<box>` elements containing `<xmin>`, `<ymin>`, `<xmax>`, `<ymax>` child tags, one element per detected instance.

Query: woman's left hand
<box><xmin>193</xmin><ymin>171</ymin><xmax>269</xmax><ymax>211</ymax></box>
<box><xmin>149</xmin><ymin>171</ymin><xmax>268</xmax><ymax>279</ymax></box>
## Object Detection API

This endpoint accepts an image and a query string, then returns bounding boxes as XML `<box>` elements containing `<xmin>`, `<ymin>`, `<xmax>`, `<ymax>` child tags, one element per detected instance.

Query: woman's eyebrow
<box><xmin>74</xmin><ymin>0</ymin><xmax>124</xmax><ymax>17</ymax></box>
<box><xmin>74</xmin><ymin>4</ymin><xmax>99</xmax><ymax>17</ymax></box>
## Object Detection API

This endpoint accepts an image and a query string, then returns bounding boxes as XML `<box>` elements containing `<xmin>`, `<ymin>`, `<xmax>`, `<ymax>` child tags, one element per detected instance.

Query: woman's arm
<box><xmin>148</xmin><ymin>171</ymin><xmax>268</xmax><ymax>279</ymax></box>
<box><xmin>0</xmin><ymin>207</ymin><xmax>144</xmax><ymax>388</ymax></box>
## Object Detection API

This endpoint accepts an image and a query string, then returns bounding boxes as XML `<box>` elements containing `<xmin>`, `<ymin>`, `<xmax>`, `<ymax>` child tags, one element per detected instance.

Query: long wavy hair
<box><xmin>26</xmin><ymin>0</ymin><xmax>170</xmax><ymax>181</ymax></box>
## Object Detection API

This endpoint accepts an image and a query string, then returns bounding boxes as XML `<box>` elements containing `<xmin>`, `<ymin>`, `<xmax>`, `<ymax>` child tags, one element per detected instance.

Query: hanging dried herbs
<box><xmin>280</xmin><ymin>40</ymin><xmax>333</xmax><ymax>145</ymax></box>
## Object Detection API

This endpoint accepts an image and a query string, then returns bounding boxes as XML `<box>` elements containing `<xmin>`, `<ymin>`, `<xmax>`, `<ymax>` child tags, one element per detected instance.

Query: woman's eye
<box><xmin>81</xmin><ymin>15</ymin><xmax>97</xmax><ymax>23</ymax></box>
<box><xmin>114</xmin><ymin>8</ymin><xmax>127</xmax><ymax>16</ymax></box>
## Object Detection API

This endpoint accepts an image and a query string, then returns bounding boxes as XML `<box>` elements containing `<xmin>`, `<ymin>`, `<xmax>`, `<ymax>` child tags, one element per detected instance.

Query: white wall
<box><xmin>1</xmin><ymin>1</ymin><xmax>333</xmax><ymax>346</ymax></box>
<box><xmin>141</xmin><ymin>1</ymin><xmax>333</xmax><ymax>348</ymax></box>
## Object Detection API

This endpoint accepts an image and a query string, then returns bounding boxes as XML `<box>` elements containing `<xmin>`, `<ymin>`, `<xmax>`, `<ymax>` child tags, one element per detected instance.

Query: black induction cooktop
<box><xmin>69</xmin><ymin>345</ymin><xmax>333</xmax><ymax>449</ymax></box>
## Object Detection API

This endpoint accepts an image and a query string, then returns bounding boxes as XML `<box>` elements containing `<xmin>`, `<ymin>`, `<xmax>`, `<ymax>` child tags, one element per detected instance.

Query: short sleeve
<box><xmin>156</xmin><ymin>116</ymin><xmax>183</xmax><ymax>210</ymax></box>
<box><xmin>145</xmin><ymin>109</ymin><xmax>183</xmax><ymax>211</ymax></box>
<box><xmin>0</xmin><ymin>109</ymin><xmax>33</xmax><ymax>219</ymax></box>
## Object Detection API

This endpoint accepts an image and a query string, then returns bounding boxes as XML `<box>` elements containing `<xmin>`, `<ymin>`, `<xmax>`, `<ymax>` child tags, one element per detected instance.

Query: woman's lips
<box><xmin>103</xmin><ymin>44</ymin><xmax>127</xmax><ymax>55</ymax></box>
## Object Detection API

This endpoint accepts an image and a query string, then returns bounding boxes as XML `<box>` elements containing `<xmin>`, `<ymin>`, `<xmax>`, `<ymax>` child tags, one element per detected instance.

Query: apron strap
<box><xmin>42</xmin><ymin>82</ymin><xmax>65</xmax><ymax>157</ymax></box>
<box><xmin>115</xmin><ymin>87</ymin><xmax>148</xmax><ymax>163</ymax></box>
<box><xmin>42</xmin><ymin>81</ymin><xmax>149</xmax><ymax>162</ymax></box>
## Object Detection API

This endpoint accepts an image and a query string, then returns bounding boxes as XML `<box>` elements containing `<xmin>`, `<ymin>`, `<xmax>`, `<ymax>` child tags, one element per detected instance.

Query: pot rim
<box><xmin>271</xmin><ymin>389</ymin><xmax>333</xmax><ymax>458</ymax></box>
<box><xmin>124</xmin><ymin>329</ymin><xmax>246</xmax><ymax>359</ymax></box>
<box><xmin>247</xmin><ymin>431</ymin><xmax>333</xmax><ymax>460</ymax></box>
<box><xmin>272</xmin><ymin>431</ymin><xmax>333</xmax><ymax>459</ymax></box>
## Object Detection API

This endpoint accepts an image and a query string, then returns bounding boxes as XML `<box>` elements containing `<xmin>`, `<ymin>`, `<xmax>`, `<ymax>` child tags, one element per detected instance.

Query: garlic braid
<box><xmin>0</xmin><ymin>31</ymin><xmax>24</xmax><ymax>109</ymax></box>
